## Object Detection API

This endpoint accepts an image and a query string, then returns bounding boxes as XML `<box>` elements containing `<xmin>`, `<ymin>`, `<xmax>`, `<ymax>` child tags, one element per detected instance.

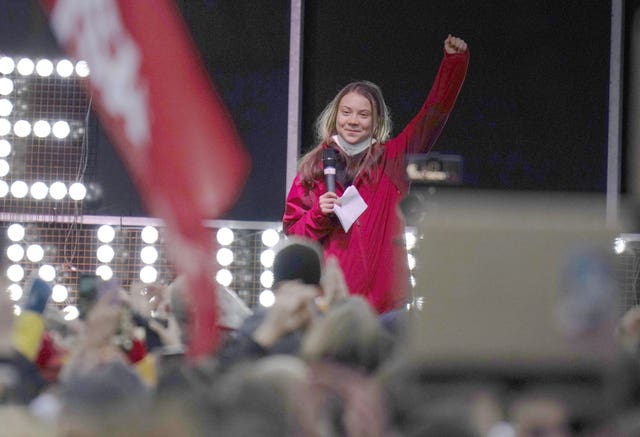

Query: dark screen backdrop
<box><xmin>302</xmin><ymin>0</ymin><xmax>612</xmax><ymax>192</ymax></box>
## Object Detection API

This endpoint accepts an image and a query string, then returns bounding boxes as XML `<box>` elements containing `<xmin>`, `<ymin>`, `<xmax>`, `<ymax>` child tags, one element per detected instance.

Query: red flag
<box><xmin>40</xmin><ymin>0</ymin><xmax>251</xmax><ymax>359</ymax></box>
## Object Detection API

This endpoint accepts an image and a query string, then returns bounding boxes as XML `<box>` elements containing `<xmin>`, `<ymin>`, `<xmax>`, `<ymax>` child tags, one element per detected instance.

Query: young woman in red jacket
<box><xmin>283</xmin><ymin>35</ymin><xmax>469</xmax><ymax>314</ymax></box>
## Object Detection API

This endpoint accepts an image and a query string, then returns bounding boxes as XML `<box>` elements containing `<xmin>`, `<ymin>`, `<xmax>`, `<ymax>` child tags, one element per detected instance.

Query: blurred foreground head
<box><xmin>272</xmin><ymin>237</ymin><xmax>323</xmax><ymax>288</ymax></box>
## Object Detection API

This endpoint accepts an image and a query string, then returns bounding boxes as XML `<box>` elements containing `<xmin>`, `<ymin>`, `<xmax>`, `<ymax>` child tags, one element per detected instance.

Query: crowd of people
<box><xmin>0</xmin><ymin>234</ymin><xmax>638</xmax><ymax>436</ymax></box>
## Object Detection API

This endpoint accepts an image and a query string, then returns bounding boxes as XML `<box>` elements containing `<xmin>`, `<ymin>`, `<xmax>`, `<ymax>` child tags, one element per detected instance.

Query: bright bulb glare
<box><xmin>216</xmin><ymin>247</ymin><xmax>234</xmax><ymax>266</ymax></box>
<box><xmin>7</xmin><ymin>224</ymin><xmax>24</xmax><ymax>242</ymax></box>
<box><xmin>96</xmin><ymin>245</ymin><xmax>115</xmax><ymax>263</ymax></box>
<box><xmin>259</xmin><ymin>289</ymin><xmax>275</xmax><ymax>308</ymax></box>
<box><xmin>68</xmin><ymin>182</ymin><xmax>86</xmax><ymax>200</ymax></box>
<box><xmin>407</xmin><ymin>253</ymin><xmax>416</xmax><ymax>270</ymax></box>
<box><xmin>0</xmin><ymin>181</ymin><xmax>7</xmax><ymax>197</ymax></box>
<box><xmin>6</xmin><ymin>244</ymin><xmax>24</xmax><ymax>262</ymax></box>
<box><xmin>97</xmin><ymin>225</ymin><xmax>115</xmax><ymax>243</ymax></box>
<box><xmin>0</xmin><ymin>118</ymin><xmax>11</xmax><ymax>135</ymax></box>
<box><xmin>52</xmin><ymin>121</ymin><xmax>70</xmax><ymax>139</ymax></box>
<box><xmin>13</xmin><ymin>305</ymin><xmax>21</xmax><ymax>316</ymax></box>
<box><xmin>141</xmin><ymin>226</ymin><xmax>159</xmax><ymax>244</ymax></box>
<box><xmin>0</xmin><ymin>78</ymin><xmax>13</xmax><ymax>96</ymax></box>
<box><xmin>216</xmin><ymin>269</ymin><xmax>233</xmax><ymax>287</ymax></box>
<box><xmin>51</xmin><ymin>284</ymin><xmax>68</xmax><ymax>303</ymax></box>
<box><xmin>216</xmin><ymin>227</ymin><xmax>234</xmax><ymax>246</ymax></box>
<box><xmin>35</xmin><ymin>59</ymin><xmax>54</xmax><ymax>77</ymax></box>
<box><xmin>0</xmin><ymin>159</ymin><xmax>9</xmax><ymax>177</ymax></box>
<box><xmin>96</xmin><ymin>265</ymin><xmax>113</xmax><ymax>281</ymax></box>
<box><xmin>33</xmin><ymin>120</ymin><xmax>51</xmax><ymax>138</ymax></box>
<box><xmin>10</xmin><ymin>181</ymin><xmax>28</xmax><ymax>199</ymax></box>
<box><xmin>0</xmin><ymin>139</ymin><xmax>10</xmax><ymax>157</ymax></box>
<box><xmin>0</xmin><ymin>99</ymin><xmax>12</xmax><ymax>117</ymax></box>
<box><xmin>39</xmin><ymin>264</ymin><xmax>56</xmax><ymax>282</ymax></box>
<box><xmin>30</xmin><ymin>182</ymin><xmax>48</xmax><ymax>200</ymax></box>
<box><xmin>140</xmin><ymin>265</ymin><xmax>158</xmax><ymax>284</ymax></box>
<box><xmin>26</xmin><ymin>244</ymin><xmax>44</xmax><ymax>263</ymax></box>
<box><xmin>614</xmin><ymin>238</ymin><xmax>626</xmax><ymax>255</ymax></box>
<box><xmin>140</xmin><ymin>246</ymin><xmax>159</xmax><ymax>264</ymax></box>
<box><xmin>16</xmin><ymin>58</ymin><xmax>34</xmax><ymax>76</ymax></box>
<box><xmin>0</xmin><ymin>57</ymin><xmax>15</xmax><ymax>75</ymax></box>
<box><xmin>7</xmin><ymin>264</ymin><xmax>24</xmax><ymax>282</ymax></box>
<box><xmin>8</xmin><ymin>284</ymin><xmax>22</xmax><ymax>301</ymax></box>
<box><xmin>260</xmin><ymin>249</ymin><xmax>275</xmax><ymax>268</ymax></box>
<box><xmin>13</xmin><ymin>120</ymin><xmax>31</xmax><ymax>137</ymax></box>
<box><xmin>405</xmin><ymin>232</ymin><xmax>417</xmax><ymax>250</ymax></box>
<box><xmin>49</xmin><ymin>181</ymin><xmax>67</xmax><ymax>200</ymax></box>
<box><xmin>261</xmin><ymin>229</ymin><xmax>280</xmax><ymax>248</ymax></box>
<box><xmin>63</xmin><ymin>305</ymin><xmax>79</xmax><ymax>321</ymax></box>
<box><xmin>260</xmin><ymin>270</ymin><xmax>274</xmax><ymax>288</ymax></box>
<box><xmin>56</xmin><ymin>59</ymin><xmax>74</xmax><ymax>77</ymax></box>
<box><xmin>75</xmin><ymin>60</ymin><xmax>90</xmax><ymax>77</ymax></box>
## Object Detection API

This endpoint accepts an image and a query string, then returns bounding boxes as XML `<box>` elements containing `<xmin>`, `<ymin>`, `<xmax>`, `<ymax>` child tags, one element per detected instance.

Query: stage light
<box><xmin>49</xmin><ymin>181</ymin><xmax>67</xmax><ymax>200</ymax></box>
<box><xmin>96</xmin><ymin>264</ymin><xmax>113</xmax><ymax>281</ymax></box>
<box><xmin>0</xmin><ymin>57</ymin><xmax>15</xmax><ymax>75</ymax></box>
<box><xmin>30</xmin><ymin>182</ymin><xmax>48</xmax><ymax>200</ymax></box>
<box><xmin>68</xmin><ymin>182</ymin><xmax>87</xmax><ymax>200</ymax></box>
<box><xmin>26</xmin><ymin>244</ymin><xmax>44</xmax><ymax>263</ymax></box>
<box><xmin>405</xmin><ymin>232</ymin><xmax>417</xmax><ymax>250</ymax></box>
<box><xmin>216</xmin><ymin>247</ymin><xmax>233</xmax><ymax>266</ymax></box>
<box><xmin>97</xmin><ymin>225</ymin><xmax>115</xmax><ymax>243</ymax></box>
<box><xmin>0</xmin><ymin>118</ymin><xmax>10</xmax><ymax>135</ymax></box>
<box><xmin>56</xmin><ymin>59</ymin><xmax>74</xmax><ymax>77</ymax></box>
<box><xmin>35</xmin><ymin>59</ymin><xmax>54</xmax><ymax>77</ymax></box>
<box><xmin>13</xmin><ymin>120</ymin><xmax>30</xmax><ymax>137</ymax></box>
<box><xmin>7</xmin><ymin>284</ymin><xmax>22</xmax><ymax>301</ymax></box>
<box><xmin>96</xmin><ymin>244</ymin><xmax>115</xmax><ymax>263</ymax></box>
<box><xmin>260</xmin><ymin>270</ymin><xmax>274</xmax><ymax>288</ymax></box>
<box><xmin>7</xmin><ymin>224</ymin><xmax>24</xmax><ymax>242</ymax></box>
<box><xmin>52</xmin><ymin>121</ymin><xmax>70</xmax><ymax>139</ymax></box>
<box><xmin>16</xmin><ymin>58</ymin><xmax>34</xmax><ymax>76</ymax></box>
<box><xmin>75</xmin><ymin>60</ymin><xmax>90</xmax><ymax>77</ymax></box>
<box><xmin>216</xmin><ymin>268</ymin><xmax>233</xmax><ymax>287</ymax></box>
<box><xmin>0</xmin><ymin>159</ymin><xmax>9</xmax><ymax>177</ymax></box>
<box><xmin>0</xmin><ymin>78</ymin><xmax>13</xmax><ymax>96</ymax></box>
<box><xmin>7</xmin><ymin>264</ymin><xmax>24</xmax><ymax>282</ymax></box>
<box><xmin>140</xmin><ymin>265</ymin><xmax>158</xmax><ymax>284</ymax></box>
<box><xmin>614</xmin><ymin>237</ymin><xmax>626</xmax><ymax>255</ymax></box>
<box><xmin>33</xmin><ymin>120</ymin><xmax>51</xmax><ymax>138</ymax></box>
<box><xmin>10</xmin><ymin>181</ymin><xmax>28</xmax><ymax>198</ymax></box>
<box><xmin>259</xmin><ymin>289</ymin><xmax>275</xmax><ymax>308</ymax></box>
<box><xmin>261</xmin><ymin>229</ymin><xmax>280</xmax><ymax>248</ymax></box>
<box><xmin>6</xmin><ymin>244</ymin><xmax>24</xmax><ymax>262</ymax></box>
<box><xmin>140</xmin><ymin>245</ymin><xmax>158</xmax><ymax>264</ymax></box>
<box><xmin>216</xmin><ymin>227</ymin><xmax>234</xmax><ymax>246</ymax></box>
<box><xmin>39</xmin><ymin>264</ymin><xmax>56</xmax><ymax>282</ymax></box>
<box><xmin>0</xmin><ymin>139</ymin><xmax>10</xmax><ymax>157</ymax></box>
<box><xmin>51</xmin><ymin>284</ymin><xmax>68</xmax><ymax>303</ymax></box>
<box><xmin>0</xmin><ymin>99</ymin><xmax>12</xmax><ymax>117</ymax></box>
<box><xmin>410</xmin><ymin>275</ymin><xmax>417</xmax><ymax>288</ymax></box>
<box><xmin>260</xmin><ymin>249</ymin><xmax>275</xmax><ymax>268</ymax></box>
<box><xmin>63</xmin><ymin>305</ymin><xmax>79</xmax><ymax>321</ymax></box>
<box><xmin>141</xmin><ymin>226</ymin><xmax>159</xmax><ymax>244</ymax></box>
<box><xmin>0</xmin><ymin>181</ymin><xmax>7</xmax><ymax>197</ymax></box>
<box><xmin>14</xmin><ymin>305</ymin><xmax>21</xmax><ymax>316</ymax></box>
<box><xmin>407</xmin><ymin>253</ymin><xmax>416</xmax><ymax>270</ymax></box>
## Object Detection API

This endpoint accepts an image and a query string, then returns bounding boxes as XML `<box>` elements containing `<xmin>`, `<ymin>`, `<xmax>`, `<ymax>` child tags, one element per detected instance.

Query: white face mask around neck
<box><xmin>332</xmin><ymin>134</ymin><xmax>375</xmax><ymax>157</ymax></box>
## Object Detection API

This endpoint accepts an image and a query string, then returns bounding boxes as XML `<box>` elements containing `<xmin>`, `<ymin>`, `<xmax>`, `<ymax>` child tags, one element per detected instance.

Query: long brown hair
<box><xmin>298</xmin><ymin>81</ymin><xmax>392</xmax><ymax>189</ymax></box>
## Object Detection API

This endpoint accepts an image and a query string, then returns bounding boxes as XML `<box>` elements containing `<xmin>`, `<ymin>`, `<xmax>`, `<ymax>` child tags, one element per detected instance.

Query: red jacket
<box><xmin>283</xmin><ymin>50</ymin><xmax>469</xmax><ymax>314</ymax></box>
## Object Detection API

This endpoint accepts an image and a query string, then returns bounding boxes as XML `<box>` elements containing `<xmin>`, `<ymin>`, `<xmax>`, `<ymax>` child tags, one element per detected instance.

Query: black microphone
<box><xmin>322</xmin><ymin>147</ymin><xmax>337</xmax><ymax>193</ymax></box>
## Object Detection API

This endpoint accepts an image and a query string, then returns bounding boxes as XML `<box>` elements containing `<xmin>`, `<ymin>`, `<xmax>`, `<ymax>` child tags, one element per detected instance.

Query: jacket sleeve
<box><xmin>393</xmin><ymin>49</ymin><xmax>469</xmax><ymax>156</ymax></box>
<box><xmin>282</xmin><ymin>174</ymin><xmax>335</xmax><ymax>240</ymax></box>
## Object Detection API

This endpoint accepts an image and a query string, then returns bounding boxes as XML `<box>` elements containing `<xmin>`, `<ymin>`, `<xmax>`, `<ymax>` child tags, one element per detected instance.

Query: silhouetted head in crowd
<box><xmin>272</xmin><ymin>237</ymin><xmax>323</xmax><ymax>289</ymax></box>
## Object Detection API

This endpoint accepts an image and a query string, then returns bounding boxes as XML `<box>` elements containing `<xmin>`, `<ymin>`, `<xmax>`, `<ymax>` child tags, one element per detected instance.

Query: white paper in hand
<box><xmin>334</xmin><ymin>185</ymin><xmax>368</xmax><ymax>232</ymax></box>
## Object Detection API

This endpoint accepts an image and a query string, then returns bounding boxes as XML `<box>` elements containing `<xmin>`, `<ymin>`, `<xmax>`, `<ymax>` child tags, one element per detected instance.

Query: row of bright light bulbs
<box><xmin>0</xmin><ymin>57</ymin><xmax>89</xmax><ymax>78</ymax></box>
<box><xmin>0</xmin><ymin>118</ymin><xmax>72</xmax><ymax>139</ymax></box>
